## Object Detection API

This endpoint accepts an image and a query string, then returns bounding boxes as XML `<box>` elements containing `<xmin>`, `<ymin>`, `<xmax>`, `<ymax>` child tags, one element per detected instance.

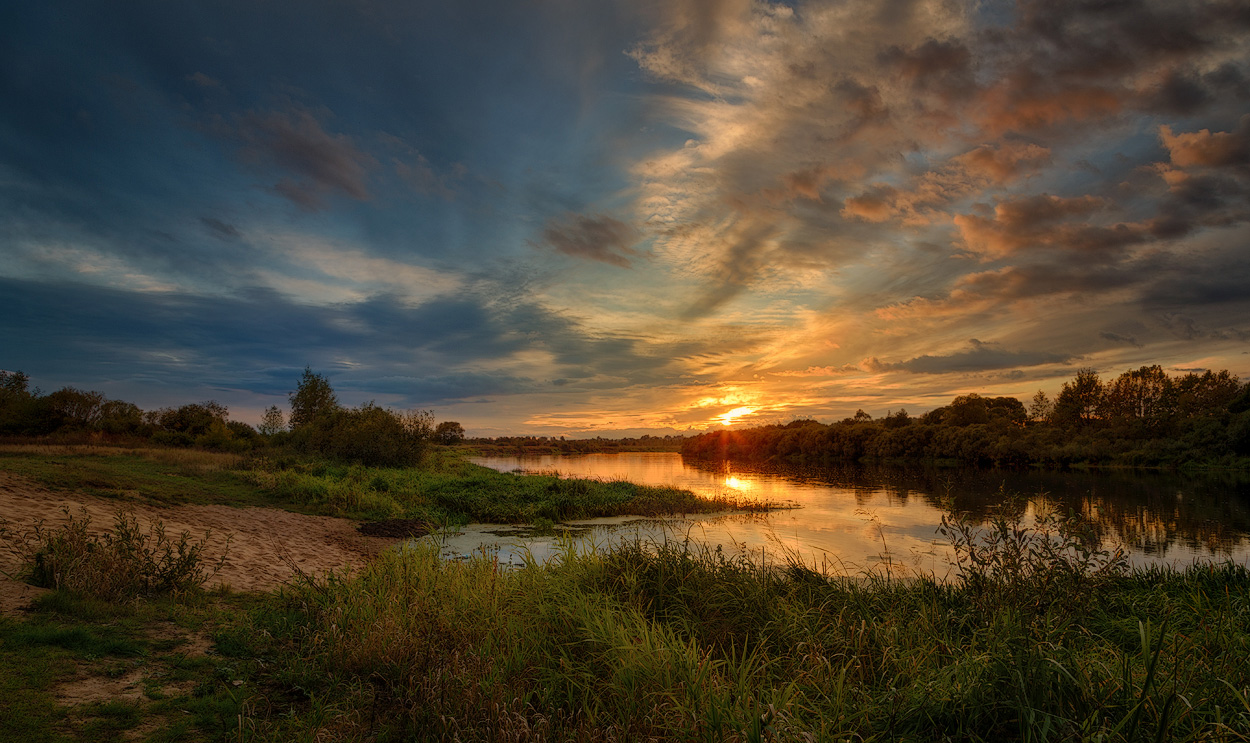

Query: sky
<box><xmin>2</xmin><ymin>0</ymin><xmax>1249</xmax><ymax>437</ymax></box>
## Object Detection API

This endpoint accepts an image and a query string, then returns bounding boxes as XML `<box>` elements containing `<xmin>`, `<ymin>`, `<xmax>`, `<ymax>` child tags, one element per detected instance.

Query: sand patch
<box><xmin>0</xmin><ymin>470</ymin><xmax>394</xmax><ymax>615</ymax></box>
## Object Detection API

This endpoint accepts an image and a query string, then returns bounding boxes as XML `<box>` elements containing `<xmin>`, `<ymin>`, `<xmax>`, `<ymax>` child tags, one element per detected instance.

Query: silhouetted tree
<box><xmin>1029</xmin><ymin>390</ymin><xmax>1053</xmax><ymax>423</ymax></box>
<box><xmin>1053</xmin><ymin>368</ymin><xmax>1104</xmax><ymax>427</ymax></box>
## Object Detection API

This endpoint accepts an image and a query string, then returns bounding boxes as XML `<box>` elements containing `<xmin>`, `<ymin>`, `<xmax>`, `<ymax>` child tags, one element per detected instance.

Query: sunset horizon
<box><xmin>4</xmin><ymin>0</ymin><xmax>1249</xmax><ymax>437</ymax></box>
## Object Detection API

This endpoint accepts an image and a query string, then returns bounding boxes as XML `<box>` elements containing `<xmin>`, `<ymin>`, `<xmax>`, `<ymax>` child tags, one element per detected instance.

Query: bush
<box><xmin>0</xmin><ymin>507</ymin><xmax>229</xmax><ymax>601</ymax></box>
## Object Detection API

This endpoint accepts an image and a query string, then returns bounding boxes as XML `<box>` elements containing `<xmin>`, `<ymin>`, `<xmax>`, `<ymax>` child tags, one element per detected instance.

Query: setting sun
<box><xmin>718</xmin><ymin>406</ymin><xmax>757</xmax><ymax>426</ymax></box>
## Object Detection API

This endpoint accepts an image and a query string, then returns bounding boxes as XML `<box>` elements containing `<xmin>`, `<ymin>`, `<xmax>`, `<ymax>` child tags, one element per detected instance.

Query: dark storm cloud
<box><xmin>0</xmin><ymin>277</ymin><xmax>673</xmax><ymax>405</ymax></box>
<box><xmin>539</xmin><ymin>214</ymin><xmax>641</xmax><ymax>268</ymax></box>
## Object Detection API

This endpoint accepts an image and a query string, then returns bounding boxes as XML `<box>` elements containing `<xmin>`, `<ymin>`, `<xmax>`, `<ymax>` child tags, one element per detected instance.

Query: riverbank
<box><xmin>2</xmin><ymin>445</ymin><xmax>1249</xmax><ymax>741</ymax></box>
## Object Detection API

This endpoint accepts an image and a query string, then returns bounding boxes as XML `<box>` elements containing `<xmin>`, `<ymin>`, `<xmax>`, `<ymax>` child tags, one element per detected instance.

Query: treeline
<box><xmin>0</xmin><ymin>368</ymin><xmax>457</xmax><ymax>467</ymax></box>
<box><xmin>468</xmin><ymin>434</ymin><xmax>686</xmax><ymax>455</ymax></box>
<box><xmin>683</xmin><ymin>366</ymin><xmax>1250</xmax><ymax>468</ymax></box>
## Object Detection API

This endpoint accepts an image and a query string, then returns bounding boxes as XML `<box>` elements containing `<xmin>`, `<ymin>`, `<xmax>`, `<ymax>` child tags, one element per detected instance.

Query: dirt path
<box><xmin>0</xmin><ymin>470</ymin><xmax>394</xmax><ymax>615</ymax></box>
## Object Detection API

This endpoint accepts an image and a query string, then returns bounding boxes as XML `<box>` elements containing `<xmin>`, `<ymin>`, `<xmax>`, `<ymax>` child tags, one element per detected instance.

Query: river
<box><xmin>421</xmin><ymin>452</ymin><xmax>1250</xmax><ymax>576</ymax></box>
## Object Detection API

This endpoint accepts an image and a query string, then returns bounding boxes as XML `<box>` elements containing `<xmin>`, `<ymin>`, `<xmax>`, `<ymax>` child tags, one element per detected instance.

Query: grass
<box><xmin>1</xmin><ymin>445</ymin><xmax>771</xmax><ymax>526</ymax></box>
<box><xmin>228</xmin><ymin>540</ymin><xmax>1249</xmax><ymax>742</ymax></box>
<box><xmin>245</xmin><ymin>451</ymin><xmax>774</xmax><ymax>524</ymax></box>
<box><xmin>3</xmin><ymin>534</ymin><xmax>1249</xmax><ymax>742</ymax></box>
<box><xmin>0</xmin><ymin>445</ymin><xmax>269</xmax><ymax>507</ymax></box>
<box><xmin>2</xmin><ymin>444</ymin><xmax>1249</xmax><ymax>741</ymax></box>
<box><xmin>0</xmin><ymin>588</ymin><xmax>265</xmax><ymax>743</ymax></box>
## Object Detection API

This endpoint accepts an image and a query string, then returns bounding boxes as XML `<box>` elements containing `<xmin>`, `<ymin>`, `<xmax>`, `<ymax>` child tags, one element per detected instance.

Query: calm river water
<box><xmin>423</xmin><ymin>452</ymin><xmax>1250</xmax><ymax>576</ymax></box>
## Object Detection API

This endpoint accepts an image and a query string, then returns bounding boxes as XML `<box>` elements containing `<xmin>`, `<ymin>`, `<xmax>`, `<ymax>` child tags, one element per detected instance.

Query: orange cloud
<box><xmin>976</xmin><ymin>78</ymin><xmax>1123</xmax><ymax>135</ymax></box>
<box><xmin>952</xmin><ymin>142</ymin><xmax>1051</xmax><ymax>183</ymax></box>
<box><xmin>1159</xmin><ymin>117</ymin><xmax>1250</xmax><ymax>169</ymax></box>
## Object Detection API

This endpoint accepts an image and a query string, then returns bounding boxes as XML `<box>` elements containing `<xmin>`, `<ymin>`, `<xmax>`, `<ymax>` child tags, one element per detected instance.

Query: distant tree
<box><xmin>154</xmin><ymin>401</ymin><xmax>229</xmax><ymax>436</ymax></box>
<box><xmin>1028</xmin><ymin>390</ymin><xmax>1053</xmax><ymax>423</ymax></box>
<box><xmin>434</xmin><ymin>420</ymin><xmax>466</xmax><ymax>445</ymax></box>
<box><xmin>945</xmin><ymin>394</ymin><xmax>989</xmax><ymax>426</ymax></box>
<box><xmin>1173</xmin><ymin>369</ymin><xmax>1241</xmax><ymax>418</ymax></box>
<box><xmin>99</xmin><ymin>400</ymin><xmax>144</xmax><ymax>435</ymax></box>
<box><xmin>0</xmin><ymin>370</ymin><xmax>37</xmax><ymax>433</ymax></box>
<box><xmin>1053</xmin><ymin>368</ymin><xmax>1104</xmax><ymax>427</ymax></box>
<box><xmin>883</xmin><ymin>409</ymin><xmax>911</xmax><ymax>429</ymax></box>
<box><xmin>316</xmin><ymin>403</ymin><xmax>434</xmax><ymax>467</ymax></box>
<box><xmin>986</xmin><ymin>396</ymin><xmax>1027</xmax><ymax>425</ymax></box>
<box><xmin>258</xmin><ymin>405</ymin><xmax>286</xmax><ymax>436</ymax></box>
<box><xmin>1100</xmin><ymin>365</ymin><xmax>1172</xmax><ymax>427</ymax></box>
<box><xmin>289</xmin><ymin>368</ymin><xmax>339</xmax><ymax>430</ymax></box>
<box><xmin>0</xmin><ymin>370</ymin><xmax>30</xmax><ymax>397</ymax></box>
<box><xmin>44</xmin><ymin>387</ymin><xmax>106</xmax><ymax>429</ymax></box>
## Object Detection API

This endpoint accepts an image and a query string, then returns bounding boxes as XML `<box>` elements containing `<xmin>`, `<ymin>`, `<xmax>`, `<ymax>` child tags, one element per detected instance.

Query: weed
<box><xmin>1</xmin><ymin>507</ymin><xmax>229</xmax><ymax>601</ymax></box>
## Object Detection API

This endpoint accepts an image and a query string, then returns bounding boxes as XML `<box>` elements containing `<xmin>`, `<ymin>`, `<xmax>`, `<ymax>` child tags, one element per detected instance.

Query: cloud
<box><xmin>200</xmin><ymin>217</ymin><xmax>241</xmax><ymax>241</ymax></box>
<box><xmin>1100</xmin><ymin>331</ymin><xmax>1143</xmax><ymax>348</ymax></box>
<box><xmin>1159</xmin><ymin>115</ymin><xmax>1250</xmax><ymax>170</ymax></box>
<box><xmin>954</xmin><ymin>194</ymin><xmax>1152</xmax><ymax>258</ymax></box>
<box><xmin>539</xmin><ymin>213</ymin><xmax>641</xmax><ymax>268</ymax></box>
<box><xmin>863</xmin><ymin>340</ymin><xmax>1075</xmax><ymax>374</ymax></box>
<box><xmin>231</xmin><ymin>108</ymin><xmax>377</xmax><ymax>210</ymax></box>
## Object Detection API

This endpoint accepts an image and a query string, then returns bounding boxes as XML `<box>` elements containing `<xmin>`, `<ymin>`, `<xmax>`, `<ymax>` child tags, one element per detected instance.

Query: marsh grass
<box><xmin>246</xmin><ymin>524</ymin><xmax>1250</xmax><ymax>742</ymax></box>
<box><xmin>243</xmin><ymin>451</ymin><xmax>776</xmax><ymax>524</ymax></box>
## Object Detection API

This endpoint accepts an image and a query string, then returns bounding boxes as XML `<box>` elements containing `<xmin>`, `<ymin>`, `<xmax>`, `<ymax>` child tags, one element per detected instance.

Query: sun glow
<box><xmin>718</xmin><ymin>406</ymin><xmax>757</xmax><ymax>426</ymax></box>
<box><xmin>724</xmin><ymin>476</ymin><xmax>752</xmax><ymax>491</ymax></box>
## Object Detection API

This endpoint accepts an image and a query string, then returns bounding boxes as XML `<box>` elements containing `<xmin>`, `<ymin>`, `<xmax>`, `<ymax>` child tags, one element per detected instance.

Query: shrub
<box><xmin>0</xmin><ymin>507</ymin><xmax>229</xmax><ymax>601</ymax></box>
<box><xmin>939</xmin><ymin>493</ymin><xmax>1128</xmax><ymax>615</ymax></box>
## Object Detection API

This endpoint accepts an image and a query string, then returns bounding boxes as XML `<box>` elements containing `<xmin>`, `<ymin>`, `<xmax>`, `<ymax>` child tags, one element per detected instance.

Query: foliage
<box><xmin>288</xmin><ymin>367</ymin><xmax>339</xmax><ymax>430</ymax></box>
<box><xmin>244</xmin><ymin>451</ymin><xmax>768</xmax><ymax>522</ymax></box>
<box><xmin>939</xmin><ymin>494</ymin><xmax>1128</xmax><ymax>614</ymax></box>
<box><xmin>0</xmin><ymin>507</ymin><xmax>228</xmax><ymax>600</ymax></box>
<box><xmin>258</xmin><ymin>404</ymin><xmax>286</xmax><ymax>435</ymax></box>
<box><xmin>434</xmin><ymin>419</ymin><xmax>466</xmax><ymax>444</ymax></box>
<box><xmin>308</xmin><ymin>403</ymin><xmax>434</xmax><ymax>467</ymax></box>
<box><xmin>253</xmin><ymin>529</ymin><xmax>1250</xmax><ymax>742</ymax></box>
<box><xmin>685</xmin><ymin>366</ymin><xmax>1250</xmax><ymax>468</ymax></box>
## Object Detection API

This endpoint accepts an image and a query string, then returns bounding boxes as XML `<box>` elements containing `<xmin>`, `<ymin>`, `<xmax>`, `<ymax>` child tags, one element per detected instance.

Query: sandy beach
<box><xmin>0</xmin><ymin>470</ymin><xmax>393</xmax><ymax>615</ymax></box>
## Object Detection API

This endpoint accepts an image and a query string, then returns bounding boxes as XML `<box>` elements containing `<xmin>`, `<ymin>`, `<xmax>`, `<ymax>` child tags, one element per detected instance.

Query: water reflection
<box><xmin>435</xmin><ymin>453</ymin><xmax>1250</xmax><ymax>573</ymax></box>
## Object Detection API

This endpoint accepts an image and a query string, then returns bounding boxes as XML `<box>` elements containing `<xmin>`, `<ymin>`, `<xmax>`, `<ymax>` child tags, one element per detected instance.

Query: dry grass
<box><xmin>0</xmin><ymin>443</ymin><xmax>245</xmax><ymax>471</ymax></box>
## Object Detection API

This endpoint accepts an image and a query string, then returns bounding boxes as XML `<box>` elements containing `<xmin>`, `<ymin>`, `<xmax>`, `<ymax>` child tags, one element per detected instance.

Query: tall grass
<box><xmin>250</xmin><ymin>527</ymin><xmax>1250</xmax><ymax>742</ymax></box>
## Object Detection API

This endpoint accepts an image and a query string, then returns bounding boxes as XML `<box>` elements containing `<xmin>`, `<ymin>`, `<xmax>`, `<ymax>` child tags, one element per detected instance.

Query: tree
<box><xmin>258</xmin><ymin>405</ymin><xmax>286</xmax><ymax>436</ymax></box>
<box><xmin>44</xmin><ymin>387</ymin><xmax>106</xmax><ymax>429</ymax></box>
<box><xmin>289</xmin><ymin>368</ymin><xmax>339</xmax><ymax>430</ymax></box>
<box><xmin>945</xmin><ymin>394</ymin><xmax>989</xmax><ymax>426</ymax></box>
<box><xmin>1053</xmin><ymin>368</ymin><xmax>1104</xmax><ymax>427</ymax></box>
<box><xmin>1028</xmin><ymin>390</ymin><xmax>1053</xmax><ymax>423</ymax></box>
<box><xmin>434</xmin><ymin>420</ymin><xmax>466</xmax><ymax>444</ymax></box>
<box><xmin>1100</xmin><ymin>366</ymin><xmax>1172</xmax><ymax>428</ymax></box>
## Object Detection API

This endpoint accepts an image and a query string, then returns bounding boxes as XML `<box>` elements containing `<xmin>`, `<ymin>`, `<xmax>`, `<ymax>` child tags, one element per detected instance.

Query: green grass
<box><xmin>232</xmin><ymin>541</ymin><xmax>1250</xmax><ymax>742</ymax></box>
<box><xmin>0</xmin><ymin>445</ymin><xmax>274</xmax><ymax>508</ymax></box>
<box><xmin>1</xmin><ymin>445</ymin><xmax>768</xmax><ymax>526</ymax></box>
<box><xmin>243</xmin><ymin>448</ymin><xmax>771</xmax><ymax>524</ymax></box>
<box><xmin>0</xmin><ymin>588</ymin><xmax>270</xmax><ymax>743</ymax></box>
<box><xmin>3</xmin><ymin>444</ymin><xmax>1249</xmax><ymax>741</ymax></box>
<box><xmin>3</xmin><ymin>530</ymin><xmax>1249</xmax><ymax>742</ymax></box>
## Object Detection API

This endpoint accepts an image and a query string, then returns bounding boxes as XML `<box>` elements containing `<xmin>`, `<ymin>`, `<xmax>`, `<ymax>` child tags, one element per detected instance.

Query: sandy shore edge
<box><xmin>0</xmin><ymin>470</ymin><xmax>393</xmax><ymax>615</ymax></box>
